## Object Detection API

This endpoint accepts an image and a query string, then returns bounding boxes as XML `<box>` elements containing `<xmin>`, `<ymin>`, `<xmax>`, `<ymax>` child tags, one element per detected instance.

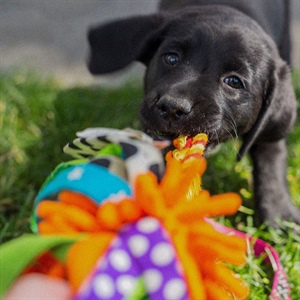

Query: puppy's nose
<box><xmin>156</xmin><ymin>96</ymin><xmax>192</xmax><ymax>120</ymax></box>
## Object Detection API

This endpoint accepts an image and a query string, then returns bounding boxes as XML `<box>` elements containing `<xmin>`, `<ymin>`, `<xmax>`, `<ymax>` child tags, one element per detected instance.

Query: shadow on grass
<box><xmin>22</xmin><ymin>84</ymin><xmax>143</xmax><ymax>191</ymax></box>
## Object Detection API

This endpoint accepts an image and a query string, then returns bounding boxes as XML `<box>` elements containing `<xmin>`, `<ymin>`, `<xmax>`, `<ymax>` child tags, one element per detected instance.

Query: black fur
<box><xmin>87</xmin><ymin>0</ymin><xmax>299</xmax><ymax>226</ymax></box>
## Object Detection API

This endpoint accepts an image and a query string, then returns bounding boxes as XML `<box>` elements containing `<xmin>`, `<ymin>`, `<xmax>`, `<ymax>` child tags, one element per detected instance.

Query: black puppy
<box><xmin>87</xmin><ymin>0</ymin><xmax>299</xmax><ymax>226</ymax></box>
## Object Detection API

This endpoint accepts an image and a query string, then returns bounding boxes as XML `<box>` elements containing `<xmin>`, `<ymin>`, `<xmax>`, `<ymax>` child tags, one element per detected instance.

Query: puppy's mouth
<box><xmin>145</xmin><ymin>128</ymin><xmax>217</xmax><ymax>155</ymax></box>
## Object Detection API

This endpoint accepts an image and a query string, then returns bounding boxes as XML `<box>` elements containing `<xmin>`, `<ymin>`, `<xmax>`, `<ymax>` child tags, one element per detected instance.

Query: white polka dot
<box><xmin>151</xmin><ymin>242</ymin><xmax>174</xmax><ymax>266</ymax></box>
<box><xmin>128</xmin><ymin>235</ymin><xmax>149</xmax><ymax>257</ymax></box>
<box><xmin>116</xmin><ymin>275</ymin><xmax>137</xmax><ymax>296</ymax></box>
<box><xmin>137</xmin><ymin>217</ymin><xmax>160</xmax><ymax>233</ymax></box>
<box><xmin>109</xmin><ymin>249</ymin><xmax>131</xmax><ymax>272</ymax></box>
<box><xmin>163</xmin><ymin>278</ymin><xmax>187</xmax><ymax>300</ymax></box>
<box><xmin>93</xmin><ymin>274</ymin><xmax>115</xmax><ymax>299</ymax></box>
<box><xmin>143</xmin><ymin>269</ymin><xmax>163</xmax><ymax>293</ymax></box>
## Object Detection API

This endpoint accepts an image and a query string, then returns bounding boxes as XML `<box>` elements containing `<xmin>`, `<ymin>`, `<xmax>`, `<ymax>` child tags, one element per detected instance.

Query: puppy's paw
<box><xmin>258</xmin><ymin>200</ymin><xmax>300</xmax><ymax>229</ymax></box>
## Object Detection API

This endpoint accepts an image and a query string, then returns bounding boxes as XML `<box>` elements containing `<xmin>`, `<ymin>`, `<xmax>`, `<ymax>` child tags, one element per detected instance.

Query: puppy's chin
<box><xmin>143</xmin><ymin>127</ymin><xmax>220</xmax><ymax>158</ymax></box>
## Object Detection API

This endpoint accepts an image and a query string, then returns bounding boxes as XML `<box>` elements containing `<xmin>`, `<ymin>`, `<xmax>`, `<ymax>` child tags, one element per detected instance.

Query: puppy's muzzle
<box><xmin>156</xmin><ymin>95</ymin><xmax>192</xmax><ymax>121</ymax></box>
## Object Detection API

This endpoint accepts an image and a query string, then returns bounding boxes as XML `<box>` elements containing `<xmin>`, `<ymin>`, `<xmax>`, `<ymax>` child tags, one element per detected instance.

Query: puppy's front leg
<box><xmin>250</xmin><ymin>139</ymin><xmax>300</xmax><ymax>226</ymax></box>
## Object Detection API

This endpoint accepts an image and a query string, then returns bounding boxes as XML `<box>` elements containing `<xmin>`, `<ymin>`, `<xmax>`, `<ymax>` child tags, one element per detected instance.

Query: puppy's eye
<box><xmin>164</xmin><ymin>53</ymin><xmax>179</xmax><ymax>66</ymax></box>
<box><xmin>224</xmin><ymin>76</ymin><xmax>244</xmax><ymax>89</ymax></box>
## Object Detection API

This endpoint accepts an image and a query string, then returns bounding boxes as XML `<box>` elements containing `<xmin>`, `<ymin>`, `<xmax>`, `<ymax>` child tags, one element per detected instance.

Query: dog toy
<box><xmin>0</xmin><ymin>128</ymin><xmax>290</xmax><ymax>300</ymax></box>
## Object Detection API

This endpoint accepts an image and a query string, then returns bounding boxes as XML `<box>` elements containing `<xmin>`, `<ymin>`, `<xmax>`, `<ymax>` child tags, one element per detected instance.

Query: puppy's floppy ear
<box><xmin>237</xmin><ymin>66</ymin><xmax>276</xmax><ymax>160</ymax></box>
<box><xmin>237</xmin><ymin>61</ymin><xmax>296</xmax><ymax>160</ymax></box>
<box><xmin>88</xmin><ymin>14</ymin><xmax>167</xmax><ymax>74</ymax></box>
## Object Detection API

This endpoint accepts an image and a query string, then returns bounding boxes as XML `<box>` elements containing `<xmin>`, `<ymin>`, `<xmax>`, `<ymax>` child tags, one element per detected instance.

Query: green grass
<box><xmin>0</xmin><ymin>70</ymin><xmax>299</xmax><ymax>299</ymax></box>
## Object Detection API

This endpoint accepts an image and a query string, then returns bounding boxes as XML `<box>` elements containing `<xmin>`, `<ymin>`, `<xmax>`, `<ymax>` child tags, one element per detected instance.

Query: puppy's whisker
<box><xmin>224</xmin><ymin>126</ymin><xmax>239</xmax><ymax>154</ymax></box>
<box><xmin>223</xmin><ymin>115</ymin><xmax>239</xmax><ymax>154</ymax></box>
<box><xmin>224</xmin><ymin>113</ymin><xmax>238</xmax><ymax>137</ymax></box>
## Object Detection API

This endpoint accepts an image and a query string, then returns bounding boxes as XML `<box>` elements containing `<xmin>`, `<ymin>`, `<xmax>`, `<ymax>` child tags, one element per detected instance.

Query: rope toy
<box><xmin>0</xmin><ymin>128</ymin><xmax>290</xmax><ymax>300</ymax></box>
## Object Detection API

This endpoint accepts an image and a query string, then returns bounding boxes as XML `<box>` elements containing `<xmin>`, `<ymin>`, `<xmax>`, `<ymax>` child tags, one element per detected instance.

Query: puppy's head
<box><xmin>88</xmin><ymin>6</ymin><xmax>296</xmax><ymax>158</ymax></box>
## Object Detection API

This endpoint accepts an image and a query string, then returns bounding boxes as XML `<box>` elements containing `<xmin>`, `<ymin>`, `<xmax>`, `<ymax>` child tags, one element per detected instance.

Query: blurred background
<box><xmin>1</xmin><ymin>0</ymin><xmax>299</xmax><ymax>86</ymax></box>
